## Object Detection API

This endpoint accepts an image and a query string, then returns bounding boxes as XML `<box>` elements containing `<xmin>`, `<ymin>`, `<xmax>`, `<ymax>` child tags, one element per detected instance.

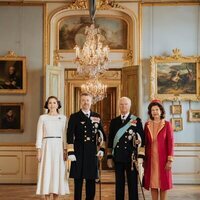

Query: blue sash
<box><xmin>112</xmin><ymin>115</ymin><xmax>137</xmax><ymax>155</ymax></box>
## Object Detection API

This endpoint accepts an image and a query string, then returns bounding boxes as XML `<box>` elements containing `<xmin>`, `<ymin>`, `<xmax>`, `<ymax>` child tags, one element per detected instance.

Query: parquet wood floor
<box><xmin>0</xmin><ymin>182</ymin><xmax>200</xmax><ymax>200</ymax></box>
<box><xmin>0</xmin><ymin>171</ymin><xmax>200</xmax><ymax>200</ymax></box>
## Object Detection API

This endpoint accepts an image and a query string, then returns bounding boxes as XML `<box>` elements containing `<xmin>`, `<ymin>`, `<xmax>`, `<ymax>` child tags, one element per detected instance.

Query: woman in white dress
<box><xmin>36</xmin><ymin>96</ymin><xmax>70</xmax><ymax>200</ymax></box>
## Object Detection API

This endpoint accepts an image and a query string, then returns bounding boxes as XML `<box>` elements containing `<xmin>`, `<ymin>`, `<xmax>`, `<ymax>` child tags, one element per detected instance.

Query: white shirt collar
<box><xmin>121</xmin><ymin>113</ymin><xmax>129</xmax><ymax>120</ymax></box>
<box><xmin>82</xmin><ymin>110</ymin><xmax>91</xmax><ymax>117</ymax></box>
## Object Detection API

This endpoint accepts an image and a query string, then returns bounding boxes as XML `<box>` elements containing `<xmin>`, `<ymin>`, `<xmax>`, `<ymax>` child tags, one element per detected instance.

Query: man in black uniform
<box><xmin>67</xmin><ymin>93</ymin><xmax>106</xmax><ymax>200</ymax></box>
<box><xmin>107</xmin><ymin>96</ymin><xmax>145</xmax><ymax>200</ymax></box>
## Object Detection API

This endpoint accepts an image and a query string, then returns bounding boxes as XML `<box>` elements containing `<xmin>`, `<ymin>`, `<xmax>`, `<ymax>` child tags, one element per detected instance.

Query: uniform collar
<box><xmin>81</xmin><ymin>109</ymin><xmax>91</xmax><ymax>117</ymax></box>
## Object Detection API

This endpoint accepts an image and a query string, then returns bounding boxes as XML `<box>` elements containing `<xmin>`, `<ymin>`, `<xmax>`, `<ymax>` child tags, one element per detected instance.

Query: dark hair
<box><xmin>148</xmin><ymin>102</ymin><xmax>165</xmax><ymax>120</ymax></box>
<box><xmin>44</xmin><ymin>96</ymin><xmax>61</xmax><ymax>113</ymax></box>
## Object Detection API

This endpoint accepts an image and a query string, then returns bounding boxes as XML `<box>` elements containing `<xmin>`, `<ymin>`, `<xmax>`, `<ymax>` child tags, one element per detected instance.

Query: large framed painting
<box><xmin>58</xmin><ymin>16</ymin><xmax>128</xmax><ymax>50</ymax></box>
<box><xmin>0</xmin><ymin>103</ymin><xmax>24</xmax><ymax>133</ymax></box>
<box><xmin>0</xmin><ymin>51</ymin><xmax>27</xmax><ymax>94</ymax></box>
<box><xmin>150</xmin><ymin>49</ymin><xmax>200</xmax><ymax>101</ymax></box>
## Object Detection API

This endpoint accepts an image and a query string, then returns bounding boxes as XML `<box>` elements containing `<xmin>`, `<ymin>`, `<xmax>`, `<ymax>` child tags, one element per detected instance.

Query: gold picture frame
<box><xmin>171</xmin><ymin>117</ymin><xmax>183</xmax><ymax>132</ymax></box>
<box><xmin>0</xmin><ymin>51</ymin><xmax>27</xmax><ymax>94</ymax></box>
<box><xmin>188</xmin><ymin>110</ymin><xmax>200</xmax><ymax>122</ymax></box>
<box><xmin>171</xmin><ymin>105</ymin><xmax>182</xmax><ymax>114</ymax></box>
<box><xmin>0</xmin><ymin>103</ymin><xmax>24</xmax><ymax>132</ymax></box>
<box><xmin>150</xmin><ymin>49</ymin><xmax>200</xmax><ymax>101</ymax></box>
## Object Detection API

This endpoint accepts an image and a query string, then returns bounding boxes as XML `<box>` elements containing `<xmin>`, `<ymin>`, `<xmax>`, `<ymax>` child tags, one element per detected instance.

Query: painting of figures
<box><xmin>59</xmin><ymin>16</ymin><xmax>128</xmax><ymax>50</ymax></box>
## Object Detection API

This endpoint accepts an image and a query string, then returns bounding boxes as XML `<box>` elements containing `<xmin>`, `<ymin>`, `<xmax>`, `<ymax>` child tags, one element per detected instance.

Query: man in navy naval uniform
<box><xmin>107</xmin><ymin>96</ymin><xmax>145</xmax><ymax>200</ymax></box>
<box><xmin>67</xmin><ymin>93</ymin><xmax>106</xmax><ymax>200</ymax></box>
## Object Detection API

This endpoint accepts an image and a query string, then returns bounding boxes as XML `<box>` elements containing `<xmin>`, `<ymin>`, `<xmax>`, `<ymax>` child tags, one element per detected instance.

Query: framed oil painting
<box><xmin>58</xmin><ymin>16</ymin><xmax>128</xmax><ymax>50</ymax></box>
<box><xmin>150</xmin><ymin>49</ymin><xmax>200</xmax><ymax>101</ymax></box>
<box><xmin>171</xmin><ymin>105</ymin><xmax>182</xmax><ymax>115</ymax></box>
<box><xmin>0</xmin><ymin>103</ymin><xmax>24</xmax><ymax>132</ymax></box>
<box><xmin>0</xmin><ymin>51</ymin><xmax>26</xmax><ymax>94</ymax></box>
<box><xmin>188</xmin><ymin>110</ymin><xmax>200</xmax><ymax>122</ymax></box>
<box><xmin>171</xmin><ymin>117</ymin><xmax>183</xmax><ymax>132</ymax></box>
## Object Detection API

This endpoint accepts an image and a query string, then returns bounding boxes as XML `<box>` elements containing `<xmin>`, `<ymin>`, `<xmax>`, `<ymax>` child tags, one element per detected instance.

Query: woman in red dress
<box><xmin>143</xmin><ymin>100</ymin><xmax>174</xmax><ymax>200</ymax></box>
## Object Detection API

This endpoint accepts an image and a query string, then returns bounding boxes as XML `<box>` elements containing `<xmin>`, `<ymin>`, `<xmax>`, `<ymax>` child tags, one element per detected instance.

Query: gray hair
<box><xmin>119</xmin><ymin>96</ymin><xmax>132</xmax><ymax>106</ymax></box>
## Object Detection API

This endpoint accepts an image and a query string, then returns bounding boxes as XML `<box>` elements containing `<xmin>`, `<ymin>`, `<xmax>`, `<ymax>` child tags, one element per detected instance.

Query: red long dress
<box><xmin>143</xmin><ymin>120</ymin><xmax>174</xmax><ymax>191</ymax></box>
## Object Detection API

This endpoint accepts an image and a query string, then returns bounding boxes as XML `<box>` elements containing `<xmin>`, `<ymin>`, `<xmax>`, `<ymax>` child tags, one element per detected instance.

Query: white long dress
<box><xmin>36</xmin><ymin>114</ymin><xmax>70</xmax><ymax>195</ymax></box>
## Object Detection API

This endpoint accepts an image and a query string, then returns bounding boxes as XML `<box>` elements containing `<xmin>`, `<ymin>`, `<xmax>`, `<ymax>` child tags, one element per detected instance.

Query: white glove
<box><xmin>137</xmin><ymin>158</ymin><xmax>143</xmax><ymax>165</ymax></box>
<box><xmin>68</xmin><ymin>154</ymin><xmax>76</xmax><ymax>161</ymax></box>
<box><xmin>96</xmin><ymin>150</ymin><xmax>104</xmax><ymax>157</ymax></box>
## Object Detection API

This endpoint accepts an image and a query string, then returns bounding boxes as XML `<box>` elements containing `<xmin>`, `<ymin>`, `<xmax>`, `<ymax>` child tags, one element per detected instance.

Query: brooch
<box><xmin>130</xmin><ymin>119</ymin><xmax>137</xmax><ymax>126</ymax></box>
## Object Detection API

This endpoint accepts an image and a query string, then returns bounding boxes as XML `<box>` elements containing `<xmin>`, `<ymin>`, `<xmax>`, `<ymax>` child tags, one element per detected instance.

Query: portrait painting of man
<box><xmin>0</xmin><ymin>57</ymin><xmax>26</xmax><ymax>94</ymax></box>
<box><xmin>0</xmin><ymin>103</ymin><xmax>24</xmax><ymax>132</ymax></box>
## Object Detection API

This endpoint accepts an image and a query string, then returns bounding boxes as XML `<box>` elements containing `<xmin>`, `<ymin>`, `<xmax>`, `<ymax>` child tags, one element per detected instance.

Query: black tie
<box><xmin>85</xmin><ymin>113</ymin><xmax>89</xmax><ymax>118</ymax></box>
<box><xmin>122</xmin><ymin>115</ymin><xmax>125</xmax><ymax>123</ymax></box>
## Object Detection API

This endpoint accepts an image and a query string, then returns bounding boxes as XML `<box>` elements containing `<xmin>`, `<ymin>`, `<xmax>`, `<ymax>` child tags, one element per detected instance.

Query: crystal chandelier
<box><xmin>74</xmin><ymin>0</ymin><xmax>109</xmax><ymax>104</ymax></box>
<box><xmin>81</xmin><ymin>78</ymin><xmax>107</xmax><ymax>104</ymax></box>
<box><xmin>74</xmin><ymin>24</ymin><xmax>110</xmax><ymax>77</ymax></box>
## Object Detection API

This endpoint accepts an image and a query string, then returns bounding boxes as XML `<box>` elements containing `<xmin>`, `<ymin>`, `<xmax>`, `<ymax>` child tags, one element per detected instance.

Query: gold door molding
<box><xmin>64</xmin><ymin>69</ymin><xmax>121</xmax><ymax>117</ymax></box>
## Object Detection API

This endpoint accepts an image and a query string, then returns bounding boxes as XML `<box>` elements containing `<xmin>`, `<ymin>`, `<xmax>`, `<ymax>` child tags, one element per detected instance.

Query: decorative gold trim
<box><xmin>67</xmin><ymin>0</ymin><xmax>87</xmax><ymax>10</ymax></box>
<box><xmin>125</xmin><ymin>49</ymin><xmax>134</xmax><ymax>66</ymax></box>
<box><xmin>54</xmin><ymin>50</ymin><xmax>63</xmax><ymax>66</ymax></box>
<box><xmin>66</xmin><ymin>0</ymin><xmax>124</xmax><ymax>10</ymax></box>
<box><xmin>98</xmin><ymin>0</ymin><xmax>124</xmax><ymax>10</ymax></box>
<box><xmin>3</xmin><ymin>51</ymin><xmax>17</xmax><ymax>58</ymax></box>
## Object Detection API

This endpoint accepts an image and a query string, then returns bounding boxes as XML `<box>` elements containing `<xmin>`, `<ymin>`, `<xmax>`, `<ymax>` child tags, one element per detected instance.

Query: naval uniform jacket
<box><xmin>67</xmin><ymin>110</ymin><xmax>105</xmax><ymax>179</ymax></box>
<box><xmin>108</xmin><ymin>114</ymin><xmax>145</xmax><ymax>163</ymax></box>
